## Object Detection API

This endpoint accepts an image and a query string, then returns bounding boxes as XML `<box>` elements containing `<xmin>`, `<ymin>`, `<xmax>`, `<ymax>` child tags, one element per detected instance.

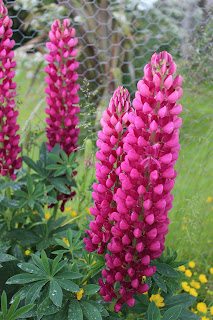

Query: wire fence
<box><xmin>4</xmin><ymin>0</ymin><xmax>213</xmax><ymax>146</ymax></box>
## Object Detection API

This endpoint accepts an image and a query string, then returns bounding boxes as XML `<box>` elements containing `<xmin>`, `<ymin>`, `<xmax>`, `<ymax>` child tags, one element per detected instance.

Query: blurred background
<box><xmin>4</xmin><ymin>0</ymin><xmax>213</xmax><ymax>264</ymax></box>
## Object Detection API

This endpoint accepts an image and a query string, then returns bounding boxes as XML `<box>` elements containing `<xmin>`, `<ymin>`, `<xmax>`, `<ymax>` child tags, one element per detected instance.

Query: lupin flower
<box><xmin>84</xmin><ymin>86</ymin><xmax>131</xmax><ymax>256</ymax></box>
<box><xmin>44</xmin><ymin>19</ymin><xmax>80</xmax><ymax>155</ymax></box>
<box><xmin>0</xmin><ymin>0</ymin><xmax>21</xmax><ymax>180</ymax></box>
<box><xmin>85</xmin><ymin>51</ymin><xmax>182</xmax><ymax>311</ymax></box>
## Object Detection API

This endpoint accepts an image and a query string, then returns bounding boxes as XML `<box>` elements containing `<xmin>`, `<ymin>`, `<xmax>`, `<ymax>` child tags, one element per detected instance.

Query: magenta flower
<box><xmin>84</xmin><ymin>86</ymin><xmax>131</xmax><ymax>255</ymax></box>
<box><xmin>44</xmin><ymin>19</ymin><xmax>80</xmax><ymax>155</ymax></box>
<box><xmin>85</xmin><ymin>51</ymin><xmax>182</xmax><ymax>311</ymax></box>
<box><xmin>0</xmin><ymin>0</ymin><xmax>21</xmax><ymax>180</ymax></box>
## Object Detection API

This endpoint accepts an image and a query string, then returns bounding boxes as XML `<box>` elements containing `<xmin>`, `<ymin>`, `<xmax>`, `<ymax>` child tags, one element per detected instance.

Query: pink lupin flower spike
<box><xmin>44</xmin><ymin>19</ymin><xmax>80</xmax><ymax>156</ymax></box>
<box><xmin>0</xmin><ymin>0</ymin><xmax>22</xmax><ymax>180</ymax></box>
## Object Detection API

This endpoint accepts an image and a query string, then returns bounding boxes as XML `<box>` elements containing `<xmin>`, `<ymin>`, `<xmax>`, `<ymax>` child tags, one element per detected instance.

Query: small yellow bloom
<box><xmin>33</xmin><ymin>210</ymin><xmax>38</xmax><ymax>215</ymax></box>
<box><xmin>181</xmin><ymin>282</ymin><xmax>190</xmax><ymax>292</ymax></box>
<box><xmin>189</xmin><ymin>288</ymin><xmax>198</xmax><ymax>297</ymax></box>
<box><xmin>25</xmin><ymin>250</ymin><xmax>31</xmax><ymax>256</ymax></box>
<box><xmin>190</xmin><ymin>280</ymin><xmax>200</xmax><ymax>289</ymax></box>
<box><xmin>185</xmin><ymin>269</ymin><xmax>192</xmax><ymax>278</ymax></box>
<box><xmin>206</xmin><ymin>196</ymin><xmax>212</xmax><ymax>203</ymax></box>
<box><xmin>199</xmin><ymin>274</ymin><xmax>208</xmax><ymax>284</ymax></box>
<box><xmin>83</xmin><ymin>281</ymin><xmax>87</xmax><ymax>285</ymax></box>
<box><xmin>86</xmin><ymin>207</ymin><xmax>91</xmax><ymax>214</ymax></box>
<box><xmin>189</xmin><ymin>261</ymin><xmax>196</xmax><ymax>268</ymax></box>
<box><xmin>197</xmin><ymin>302</ymin><xmax>207</xmax><ymax>314</ymax></box>
<box><xmin>210</xmin><ymin>268</ymin><xmax>213</xmax><ymax>275</ymax></box>
<box><xmin>45</xmin><ymin>212</ymin><xmax>51</xmax><ymax>220</ymax></box>
<box><xmin>182</xmin><ymin>225</ymin><xmax>187</xmax><ymax>230</ymax></box>
<box><xmin>191</xmin><ymin>308</ymin><xmax>198</xmax><ymax>314</ymax></box>
<box><xmin>179</xmin><ymin>265</ymin><xmax>186</xmax><ymax>272</ymax></box>
<box><xmin>15</xmin><ymin>223</ymin><xmax>18</xmax><ymax>228</ymax></box>
<box><xmin>201</xmin><ymin>317</ymin><xmax>209</xmax><ymax>320</ymax></box>
<box><xmin>62</xmin><ymin>238</ymin><xmax>70</xmax><ymax>247</ymax></box>
<box><xmin>150</xmin><ymin>294</ymin><xmax>165</xmax><ymax>307</ymax></box>
<box><xmin>77</xmin><ymin>288</ymin><xmax>84</xmax><ymax>300</ymax></box>
<box><xmin>70</xmin><ymin>210</ymin><xmax>77</xmax><ymax>217</ymax></box>
<box><xmin>65</xmin><ymin>206</ymin><xmax>71</xmax><ymax>212</ymax></box>
<box><xmin>210</xmin><ymin>306</ymin><xmax>213</xmax><ymax>315</ymax></box>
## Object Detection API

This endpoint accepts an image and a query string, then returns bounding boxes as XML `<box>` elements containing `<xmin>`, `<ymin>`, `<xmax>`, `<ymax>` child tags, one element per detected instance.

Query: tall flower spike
<box><xmin>44</xmin><ymin>19</ymin><xmax>80</xmax><ymax>155</ymax></box>
<box><xmin>106</xmin><ymin>51</ymin><xmax>182</xmax><ymax>311</ymax></box>
<box><xmin>87</xmin><ymin>51</ymin><xmax>182</xmax><ymax>312</ymax></box>
<box><xmin>0</xmin><ymin>0</ymin><xmax>21</xmax><ymax>180</ymax></box>
<box><xmin>84</xmin><ymin>86</ymin><xmax>131</xmax><ymax>257</ymax></box>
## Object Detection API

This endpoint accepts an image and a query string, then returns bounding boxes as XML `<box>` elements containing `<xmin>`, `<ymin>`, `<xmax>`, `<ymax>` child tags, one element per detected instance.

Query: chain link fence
<box><xmin>4</xmin><ymin>0</ymin><xmax>213</xmax><ymax>142</ymax></box>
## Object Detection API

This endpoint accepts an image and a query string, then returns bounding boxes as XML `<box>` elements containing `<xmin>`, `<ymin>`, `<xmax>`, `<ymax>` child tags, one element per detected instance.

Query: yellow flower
<box><xmin>201</xmin><ymin>317</ymin><xmax>209</xmax><ymax>320</ymax></box>
<box><xmin>210</xmin><ymin>306</ymin><xmax>213</xmax><ymax>315</ymax></box>
<box><xmin>25</xmin><ymin>250</ymin><xmax>31</xmax><ymax>256</ymax></box>
<box><xmin>189</xmin><ymin>288</ymin><xmax>198</xmax><ymax>297</ymax></box>
<box><xmin>45</xmin><ymin>212</ymin><xmax>51</xmax><ymax>220</ymax></box>
<box><xmin>190</xmin><ymin>280</ymin><xmax>200</xmax><ymax>289</ymax></box>
<box><xmin>197</xmin><ymin>302</ymin><xmax>207</xmax><ymax>314</ymax></box>
<box><xmin>191</xmin><ymin>308</ymin><xmax>198</xmax><ymax>314</ymax></box>
<box><xmin>185</xmin><ymin>269</ymin><xmax>192</xmax><ymax>278</ymax></box>
<box><xmin>15</xmin><ymin>223</ymin><xmax>18</xmax><ymax>228</ymax></box>
<box><xmin>62</xmin><ymin>238</ymin><xmax>70</xmax><ymax>247</ymax></box>
<box><xmin>210</xmin><ymin>268</ymin><xmax>213</xmax><ymax>275</ymax></box>
<box><xmin>182</xmin><ymin>225</ymin><xmax>187</xmax><ymax>230</ymax></box>
<box><xmin>199</xmin><ymin>274</ymin><xmax>208</xmax><ymax>284</ymax></box>
<box><xmin>86</xmin><ymin>207</ymin><xmax>91</xmax><ymax>214</ymax></box>
<box><xmin>178</xmin><ymin>265</ymin><xmax>186</xmax><ymax>272</ymax></box>
<box><xmin>65</xmin><ymin>206</ymin><xmax>71</xmax><ymax>212</ymax></box>
<box><xmin>33</xmin><ymin>210</ymin><xmax>38</xmax><ymax>215</ymax></box>
<box><xmin>77</xmin><ymin>288</ymin><xmax>84</xmax><ymax>300</ymax></box>
<box><xmin>181</xmin><ymin>282</ymin><xmax>190</xmax><ymax>292</ymax></box>
<box><xmin>150</xmin><ymin>294</ymin><xmax>165</xmax><ymax>307</ymax></box>
<box><xmin>189</xmin><ymin>261</ymin><xmax>196</xmax><ymax>268</ymax></box>
<box><xmin>83</xmin><ymin>281</ymin><xmax>87</xmax><ymax>285</ymax></box>
<box><xmin>206</xmin><ymin>196</ymin><xmax>212</xmax><ymax>203</ymax></box>
<box><xmin>70</xmin><ymin>210</ymin><xmax>77</xmax><ymax>217</ymax></box>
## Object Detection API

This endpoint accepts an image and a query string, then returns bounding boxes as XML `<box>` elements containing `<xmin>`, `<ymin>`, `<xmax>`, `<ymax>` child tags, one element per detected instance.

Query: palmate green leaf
<box><xmin>60</xmin><ymin>149</ymin><xmax>68</xmax><ymax>162</ymax></box>
<box><xmin>27</xmin><ymin>175</ymin><xmax>34</xmax><ymax>196</ymax></box>
<box><xmin>146</xmin><ymin>301</ymin><xmax>161</xmax><ymax>320</ymax></box>
<box><xmin>49</xmin><ymin>280</ymin><xmax>63</xmax><ymax>307</ymax></box>
<box><xmin>162</xmin><ymin>305</ymin><xmax>182</xmax><ymax>320</ymax></box>
<box><xmin>22</xmin><ymin>156</ymin><xmax>43</xmax><ymax>175</ymax></box>
<box><xmin>26</xmin><ymin>281</ymin><xmax>47</xmax><ymax>304</ymax></box>
<box><xmin>87</xmin><ymin>301</ymin><xmax>109</xmax><ymax>317</ymax></box>
<box><xmin>48</xmin><ymin>153</ymin><xmax>63</xmax><ymax>164</ymax></box>
<box><xmin>46</xmin><ymin>164</ymin><xmax>64</xmax><ymax>170</ymax></box>
<box><xmin>49</xmin><ymin>179</ymin><xmax>71</xmax><ymax>194</ymax></box>
<box><xmin>37</xmin><ymin>297</ymin><xmax>60</xmax><ymax>316</ymax></box>
<box><xmin>10</xmin><ymin>285</ymin><xmax>32</xmax><ymax>303</ymax></box>
<box><xmin>6</xmin><ymin>273</ymin><xmax>45</xmax><ymax>284</ymax></box>
<box><xmin>67</xmin><ymin>229</ymin><xmax>73</xmax><ymax>248</ymax></box>
<box><xmin>0</xmin><ymin>253</ymin><xmax>16</xmax><ymax>263</ymax></box>
<box><xmin>7</xmin><ymin>294</ymin><xmax>21</xmax><ymax>319</ymax></box>
<box><xmin>179</xmin><ymin>308</ymin><xmax>200</xmax><ymax>320</ymax></box>
<box><xmin>164</xmin><ymin>294</ymin><xmax>196</xmax><ymax>308</ymax></box>
<box><xmin>81</xmin><ymin>301</ymin><xmax>102</xmax><ymax>320</ymax></box>
<box><xmin>83</xmin><ymin>284</ymin><xmax>100</xmax><ymax>295</ymax></box>
<box><xmin>68</xmin><ymin>300</ymin><xmax>83</xmax><ymax>320</ymax></box>
<box><xmin>51</xmin><ymin>255</ymin><xmax>62</xmax><ymax>275</ymax></box>
<box><xmin>41</xmin><ymin>250</ymin><xmax>51</xmax><ymax>275</ymax></box>
<box><xmin>152</xmin><ymin>272</ymin><xmax>167</xmax><ymax>293</ymax></box>
<box><xmin>151</xmin><ymin>262</ymin><xmax>180</xmax><ymax>278</ymax></box>
<box><xmin>1</xmin><ymin>291</ymin><xmax>7</xmax><ymax>318</ymax></box>
<box><xmin>57</xmin><ymin>279</ymin><xmax>80</xmax><ymax>292</ymax></box>
<box><xmin>55</xmin><ymin>272</ymin><xmax>83</xmax><ymax>280</ymax></box>
<box><xmin>55</xmin><ymin>238</ymin><xmax>70</xmax><ymax>249</ymax></box>
<box><xmin>52</xmin><ymin>260</ymin><xmax>67</xmax><ymax>276</ymax></box>
<box><xmin>7</xmin><ymin>304</ymin><xmax>35</xmax><ymax>320</ymax></box>
<box><xmin>170</xmin><ymin>260</ymin><xmax>188</xmax><ymax>268</ymax></box>
<box><xmin>54</xmin><ymin>168</ymin><xmax>66</xmax><ymax>177</ymax></box>
<box><xmin>17</xmin><ymin>262</ymin><xmax>46</xmax><ymax>276</ymax></box>
<box><xmin>165</xmin><ymin>277</ymin><xmax>180</xmax><ymax>294</ymax></box>
<box><xmin>32</xmin><ymin>253</ymin><xmax>46</xmax><ymax>271</ymax></box>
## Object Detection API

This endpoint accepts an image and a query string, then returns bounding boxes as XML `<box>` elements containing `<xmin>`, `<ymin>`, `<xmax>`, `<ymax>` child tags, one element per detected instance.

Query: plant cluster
<box><xmin>0</xmin><ymin>1</ymin><xmax>208</xmax><ymax>319</ymax></box>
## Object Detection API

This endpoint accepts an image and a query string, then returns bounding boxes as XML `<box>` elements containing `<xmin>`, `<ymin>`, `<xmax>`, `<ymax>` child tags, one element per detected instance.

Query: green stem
<box><xmin>80</xmin><ymin>269</ymin><xmax>94</xmax><ymax>286</ymax></box>
<box><xmin>6</xmin><ymin>176</ymin><xmax>11</xmax><ymax>200</ymax></box>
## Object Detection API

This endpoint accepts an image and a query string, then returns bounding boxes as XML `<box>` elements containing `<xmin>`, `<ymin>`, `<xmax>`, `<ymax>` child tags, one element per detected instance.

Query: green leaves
<box><xmin>0</xmin><ymin>291</ymin><xmax>34</xmax><ymax>320</ymax></box>
<box><xmin>81</xmin><ymin>301</ymin><xmax>102</xmax><ymax>320</ymax></box>
<box><xmin>162</xmin><ymin>305</ymin><xmax>182</xmax><ymax>320</ymax></box>
<box><xmin>151</xmin><ymin>262</ymin><xmax>179</xmax><ymax>278</ymax></box>
<box><xmin>152</xmin><ymin>272</ymin><xmax>167</xmax><ymax>293</ymax></box>
<box><xmin>145</xmin><ymin>301</ymin><xmax>161</xmax><ymax>320</ymax></box>
<box><xmin>68</xmin><ymin>300</ymin><xmax>83</xmax><ymax>320</ymax></box>
<box><xmin>49</xmin><ymin>280</ymin><xmax>63</xmax><ymax>307</ymax></box>
<box><xmin>164</xmin><ymin>294</ymin><xmax>197</xmax><ymax>308</ymax></box>
<box><xmin>83</xmin><ymin>284</ymin><xmax>100</xmax><ymax>295</ymax></box>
